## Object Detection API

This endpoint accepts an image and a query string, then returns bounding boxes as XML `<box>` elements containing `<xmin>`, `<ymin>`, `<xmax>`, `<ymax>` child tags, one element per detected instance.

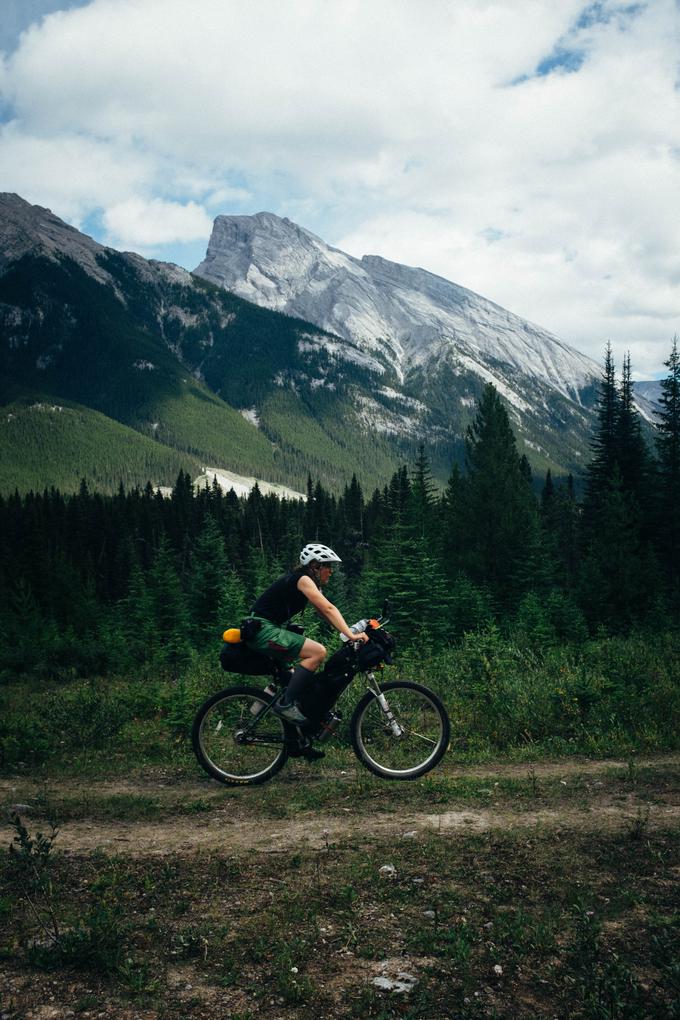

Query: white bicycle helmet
<box><xmin>299</xmin><ymin>543</ymin><xmax>342</xmax><ymax>565</ymax></box>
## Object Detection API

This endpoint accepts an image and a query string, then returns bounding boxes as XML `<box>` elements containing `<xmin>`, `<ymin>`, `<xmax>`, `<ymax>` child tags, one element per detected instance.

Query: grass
<box><xmin>3</xmin><ymin>630</ymin><xmax>680</xmax><ymax>777</ymax></box>
<box><xmin>1</xmin><ymin>641</ymin><xmax>678</xmax><ymax>1015</ymax></box>
<box><xmin>1</xmin><ymin>811</ymin><xmax>678</xmax><ymax>1018</ymax></box>
<box><xmin>4</xmin><ymin>762</ymin><xmax>678</xmax><ymax>825</ymax></box>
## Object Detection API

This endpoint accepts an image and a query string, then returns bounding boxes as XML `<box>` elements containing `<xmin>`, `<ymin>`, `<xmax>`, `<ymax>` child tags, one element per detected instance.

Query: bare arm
<box><xmin>297</xmin><ymin>575</ymin><xmax>368</xmax><ymax>642</ymax></box>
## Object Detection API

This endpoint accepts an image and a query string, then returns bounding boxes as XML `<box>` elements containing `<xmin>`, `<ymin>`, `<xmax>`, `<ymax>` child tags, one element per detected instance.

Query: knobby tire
<box><xmin>350</xmin><ymin>680</ymin><xmax>450</xmax><ymax>780</ymax></box>
<box><xmin>192</xmin><ymin>685</ymin><xmax>289</xmax><ymax>786</ymax></box>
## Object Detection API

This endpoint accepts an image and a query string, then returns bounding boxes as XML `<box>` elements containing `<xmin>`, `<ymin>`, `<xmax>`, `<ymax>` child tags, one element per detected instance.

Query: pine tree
<box><xmin>578</xmin><ymin>466</ymin><xmax>657</xmax><ymax>632</ymax></box>
<box><xmin>188</xmin><ymin>515</ymin><xmax>229</xmax><ymax>644</ymax></box>
<box><xmin>513</xmin><ymin>592</ymin><xmax>558</xmax><ymax>647</ymax></box>
<box><xmin>580</xmin><ymin>347</ymin><xmax>658</xmax><ymax>630</ymax></box>
<box><xmin>217</xmin><ymin>568</ymin><xmax>248</xmax><ymax>632</ymax></box>
<box><xmin>386</xmin><ymin>466</ymin><xmax>411</xmax><ymax>523</ymax></box>
<box><xmin>303</xmin><ymin>477</ymin><xmax>336</xmax><ymax>542</ymax></box>
<box><xmin>148</xmin><ymin>536</ymin><xmax>191</xmax><ymax>678</ymax></box>
<box><xmin>583</xmin><ymin>342</ymin><xmax>620</xmax><ymax>525</ymax></box>
<box><xmin>439</xmin><ymin>462</ymin><xmax>462</xmax><ymax>570</ymax></box>
<box><xmin>449</xmin><ymin>384</ymin><xmax>542</xmax><ymax>610</ymax></box>
<box><xmin>448</xmin><ymin>573</ymin><xmax>494</xmax><ymax>639</ymax></box>
<box><xmin>541</xmin><ymin>475</ymin><xmax>580</xmax><ymax>586</ymax></box>
<box><xmin>409</xmin><ymin>444</ymin><xmax>437</xmax><ymax>540</ymax></box>
<box><xmin>337</xmin><ymin>474</ymin><xmax>365</xmax><ymax>579</ymax></box>
<box><xmin>540</xmin><ymin>469</ymin><xmax>555</xmax><ymax>514</ymax></box>
<box><xmin>357</xmin><ymin>517</ymin><xmax>450</xmax><ymax>645</ymax></box>
<box><xmin>343</xmin><ymin>474</ymin><xmax>364</xmax><ymax>535</ymax></box>
<box><xmin>616</xmin><ymin>352</ymin><xmax>650</xmax><ymax>511</ymax></box>
<box><xmin>168</xmin><ymin>469</ymin><xmax>195</xmax><ymax>558</ymax></box>
<box><xmin>655</xmin><ymin>336</ymin><xmax>680</xmax><ymax>590</ymax></box>
<box><xmin>120</xmin><ymin>564</ymin><xmax>157</xmax><ymax>666</ymax></box>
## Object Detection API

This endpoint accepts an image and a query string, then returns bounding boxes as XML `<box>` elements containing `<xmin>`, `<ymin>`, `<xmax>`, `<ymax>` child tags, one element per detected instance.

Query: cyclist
<box><xmin>245</xmin><ymin>543</ymin><xmax>368</xmax><ymax>725</ymax></box>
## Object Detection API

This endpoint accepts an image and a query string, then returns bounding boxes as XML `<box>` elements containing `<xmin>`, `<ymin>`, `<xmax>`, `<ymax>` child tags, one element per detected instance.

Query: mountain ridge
<box><xmin>195</xmin><ymin>211</ymin><xmax>600</xmax><ymax>405</ymax></box>
<box><xmin>0</xmin><ymin>194</ymin><xmax>440</xmax><ymax>494</ymax></box>
<box><xmin>1</xmin><ymin>193</ymin><xmax>607</xmax><ymax>494</ymax></box>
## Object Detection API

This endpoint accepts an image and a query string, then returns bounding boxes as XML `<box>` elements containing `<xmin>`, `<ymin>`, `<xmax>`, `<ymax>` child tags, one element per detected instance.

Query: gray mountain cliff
<box><xmin>195</xmin><ymin>211</ymin><xmax>601</xmax><ymax>408</ymax></box>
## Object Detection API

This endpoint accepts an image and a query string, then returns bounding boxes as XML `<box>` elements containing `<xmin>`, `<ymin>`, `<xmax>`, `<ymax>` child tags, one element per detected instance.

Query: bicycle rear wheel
<box><xmin>192</xmin><ymin>685</ymin><xmax>289</xmax><ymax>785</ymax></box>
<box><xmin>350</xmin><ymin>680</ymin><xmax>450</xmax><ymax>780</ymax></box>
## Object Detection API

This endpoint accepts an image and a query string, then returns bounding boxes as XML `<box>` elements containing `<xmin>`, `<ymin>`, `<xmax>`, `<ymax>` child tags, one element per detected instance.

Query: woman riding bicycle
<box><xmin>245</xmin><ymin>543</ymin><xmax>368</xmax><ymax>724</ymax></box>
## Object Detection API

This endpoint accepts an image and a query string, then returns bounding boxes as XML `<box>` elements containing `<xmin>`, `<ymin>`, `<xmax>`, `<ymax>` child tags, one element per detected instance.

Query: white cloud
<box><xmin>102</xmin><ymin>197</ymin><xmax>213</xmax><ymax>248</ymax></box>
<box><xmin>0</xmin><ymin>122</ymin><xmax>152</xmax><ymax>224</ymax></box>
<box><xmin>0</xmin><ymin>0</ymin><xmax>679</xmax><ymax>375</ymax></box>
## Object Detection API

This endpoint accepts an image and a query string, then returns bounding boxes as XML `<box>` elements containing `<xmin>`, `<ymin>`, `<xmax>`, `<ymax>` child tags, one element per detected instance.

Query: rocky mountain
<box><xmin>633</xmin><ymin>380</ymin><xmax>663</xmax><ymax>424</ymax></box>
<box><xmin>196</xmin><ymin>213</ymin><xmax>598</xmax><ymax>401</ymax></box>
<box><xmin>195</xmin><ymin>212</ymin><xmax>606</xmax><ymax>475</ymax></box>
<box><xmin>0</xmin><ymin>194</ymin><xmax>441</xmax><ymax>494</ymax></box>
<box><xmin>1</xmin><ymin>193</ymin><xmax>608</xmax><ymax>495</ymax></box>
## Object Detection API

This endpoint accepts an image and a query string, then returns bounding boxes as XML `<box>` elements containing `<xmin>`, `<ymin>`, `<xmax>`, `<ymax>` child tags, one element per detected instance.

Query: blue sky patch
<box><xmin>576</xmin><ymin>2</ymin><xmax>645</xmax><ymax>31</ymax></box>
<box><xmin>511</xmin><ymin>2</ymin><xmax>645</xmax><ymax>85</ymax></box>
<box><xmin>535</xmin><ymin>47</ymin><xmax>586</xmax><ymax>77</ymax></box>
<box><xmin>0</xmin><ymin>0</ymin><xmax>90</xmax><ymax>56</ymax></box>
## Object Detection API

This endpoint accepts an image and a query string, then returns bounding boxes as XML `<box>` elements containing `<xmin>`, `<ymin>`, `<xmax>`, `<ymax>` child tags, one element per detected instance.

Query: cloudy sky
<box><xmin>1</xmin><ymin>0</ymin><xmax>679</xmax><ymax>377</ymax></box>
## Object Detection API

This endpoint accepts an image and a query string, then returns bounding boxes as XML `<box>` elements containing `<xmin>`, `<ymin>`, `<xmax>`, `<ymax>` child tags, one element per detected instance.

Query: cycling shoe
<box><xmin>287</xmin><ymin>737</ymin><xmax>325</xmax><ymax>761</ymax></box>
<box><xmin>272</xmin><ymin>700</ymin><xmax>308</xmax><ymax>724</ymax></box>
<box><xmin>301</xmin><ymin>746</ymin><xmax>325</xmax><ymax>762</ymax></box>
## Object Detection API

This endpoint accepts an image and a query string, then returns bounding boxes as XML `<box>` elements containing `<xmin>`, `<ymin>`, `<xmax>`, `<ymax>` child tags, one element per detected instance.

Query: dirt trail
<box><xmin>2</xmin><ymin>798</ymin><xmax>678</xmax><ymax>856</ymax></box>
<box><xmin>2</xmin><ymin>756</ymin><xmax>678</xmax><ymax>856</ymax></box>
<box><xmin>3</xmin><ymin>753</ymin><xmax>676</xmax><ymax>799</ymax></box>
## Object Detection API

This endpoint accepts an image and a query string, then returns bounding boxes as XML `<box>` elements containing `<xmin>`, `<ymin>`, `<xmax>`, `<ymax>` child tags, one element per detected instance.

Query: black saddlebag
<box><xmin>219</xmin><ymin>642</ymin><xmax>274</xmax><ymax>676</ymax></box>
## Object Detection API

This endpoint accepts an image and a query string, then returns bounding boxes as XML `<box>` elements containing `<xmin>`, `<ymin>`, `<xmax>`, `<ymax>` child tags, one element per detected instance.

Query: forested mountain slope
<box><xmin>2</xmin><ymin>194</ymin><xmax>603</xmax><ymax>493</ymax></box>
<box><xmin>0</xmin><ymin>195</ymin><xmax>417</xmax><ymax>493</ymax></box>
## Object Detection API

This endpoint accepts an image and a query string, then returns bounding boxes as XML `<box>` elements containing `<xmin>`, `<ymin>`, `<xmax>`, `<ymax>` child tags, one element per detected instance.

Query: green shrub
<box><xmin>0</xmin><ymin>677</ymin><xmax>163</xmax><ymax>767</ymax></box>
<box><xmin>1</xmin><ymin>632</ymin><xmax>678</xmax><ymax>768</ymax></box>
<box><xmin>395</xmin><ymin>628</ymin><xmax>680</xmax><ymax>754</ymax></box>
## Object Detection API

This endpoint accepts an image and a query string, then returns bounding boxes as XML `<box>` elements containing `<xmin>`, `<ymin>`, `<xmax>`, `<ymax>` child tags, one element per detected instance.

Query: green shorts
<box><xmin>246</xmin><ymin>617</ymin><xmax>306</xmax><ymax>664</ymax></box>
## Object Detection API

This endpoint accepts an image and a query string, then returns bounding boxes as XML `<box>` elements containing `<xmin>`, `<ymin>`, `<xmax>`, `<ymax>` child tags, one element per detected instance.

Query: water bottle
<box><xmin>250</xmin><ymin>683</ymin><xmax>277</xmax><ymax>715</ymax></box>
<box><xmin>340</xmin><ymin>619</ymin><xmax>368</xmax><ymax>642</ymax></box>
<box><xmin>317</xmin><ymin>710</ymin><xmax>342</xmax><ymax>741</ymax></box>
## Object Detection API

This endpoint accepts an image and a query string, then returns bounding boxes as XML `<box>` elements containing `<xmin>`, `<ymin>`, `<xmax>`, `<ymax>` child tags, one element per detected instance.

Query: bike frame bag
<box><xmin>299</xmin><ymin>628</ymin><xmax>396</xmax><ymax>725</ymax></box>
<box><xmin>298</xmin><ymin>644</ymin><xmax>356</xmax><ymax>725</ymax></box>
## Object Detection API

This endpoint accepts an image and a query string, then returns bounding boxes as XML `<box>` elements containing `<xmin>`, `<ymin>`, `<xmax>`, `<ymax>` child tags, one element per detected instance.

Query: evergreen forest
<box><xmin>2</xmin><ymin>340</ymin><xmax>680</xmax><ymax>765</ymax></box>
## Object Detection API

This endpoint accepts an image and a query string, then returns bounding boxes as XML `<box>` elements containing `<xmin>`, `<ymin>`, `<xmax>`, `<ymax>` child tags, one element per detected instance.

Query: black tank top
<box><xmin>250</xmin><ymin>570</ymin><xmax>316</xmax><ymax>625</ymax></box>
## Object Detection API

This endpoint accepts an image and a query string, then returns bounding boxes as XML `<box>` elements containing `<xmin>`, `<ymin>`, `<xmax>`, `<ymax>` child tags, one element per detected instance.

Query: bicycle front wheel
<box><xmin>350</xmin><ymin>680</ymin><xmax>450</xmax><ymax>780</ymax></box>
<box><xmin>192</xmin><ymin>685</ymin><xmax>289</xmax><ymax>785</ymax></box>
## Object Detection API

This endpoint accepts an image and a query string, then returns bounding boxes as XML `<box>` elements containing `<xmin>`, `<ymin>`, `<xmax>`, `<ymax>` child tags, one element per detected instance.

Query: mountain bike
<box><xmin>191</xmin><ymin>612</ymin><xmax>450</xmax><ymax>785</ymax></box>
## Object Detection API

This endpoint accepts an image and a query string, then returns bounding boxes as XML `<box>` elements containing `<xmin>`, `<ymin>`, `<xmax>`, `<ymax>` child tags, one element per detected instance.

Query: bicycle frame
<box><xmin>238</xmin><ymin>664</ymin><xmax>403</xmax><ymax>750</ymax></box>
<box><xmin>193</xmin><ymin>608</ymin><xmax>451</xmax><ymax>783</ymax></box>
<box><xmin>222</xmin><ymin>609</ymin><xmax>400</xmax><ymax>746</ymax></box>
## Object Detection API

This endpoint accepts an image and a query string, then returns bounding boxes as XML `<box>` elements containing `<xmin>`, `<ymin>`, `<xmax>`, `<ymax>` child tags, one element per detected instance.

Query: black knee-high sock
<box><xmin>283</xmin><ymin>665</ymin><xmax>316</xmax><ymax>704</ymax></box>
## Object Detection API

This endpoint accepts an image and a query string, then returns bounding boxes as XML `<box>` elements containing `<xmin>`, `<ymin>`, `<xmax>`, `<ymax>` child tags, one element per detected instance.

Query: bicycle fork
<box><xmin>366</xmin><ymin>672</ymin><xmax>404</xmax><ymax>737</ymax></box>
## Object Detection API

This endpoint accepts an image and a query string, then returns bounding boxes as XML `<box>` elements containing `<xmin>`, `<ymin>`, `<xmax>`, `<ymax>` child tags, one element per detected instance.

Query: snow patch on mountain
<box><xmin>454</xmin><ymin>354</ymin><xmax>530</xmax><ymax>414</ymax></box>
<box><xmin>196</xmin><ymin>467</ymin><xmax>305</xmax><ymax>501</ymax></box>
<box><xmin>296</xmin><ymin>333</ymin><xmax>385</xmax><ymax>374</ymax></box>
<box><xmin>632</xmin><ymin>381</ymin><xmax>662</xmax><ymax>424</ymax></box>
<box><xmin>240</xmin><ymin>407</ymin><xmax>260</xmax><ymax>427</ymax></box>
<box><xmin>633</xmin><ymin>395</ymin><xmax>660</xmax><ymax>425</ymax></box>
<box><xmin>378</xmin><ymin>387</ymin><xmax>428</xmax><ymax>412</ymax></box>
